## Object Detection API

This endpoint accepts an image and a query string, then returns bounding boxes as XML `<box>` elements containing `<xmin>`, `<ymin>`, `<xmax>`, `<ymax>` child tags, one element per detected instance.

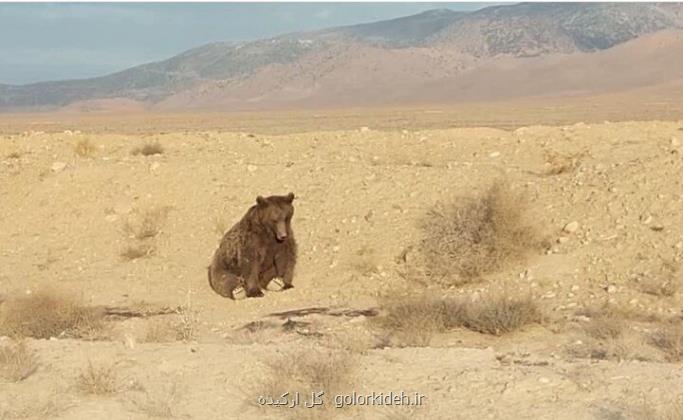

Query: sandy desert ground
<box><xmin>1</xmin><ymin>109</ymin><xmax>682</xmax><ymax>419</ymax></box>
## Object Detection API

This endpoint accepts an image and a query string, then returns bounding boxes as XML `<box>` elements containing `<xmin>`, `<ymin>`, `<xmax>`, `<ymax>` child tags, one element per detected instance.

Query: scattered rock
<box><xmin>51</xmin><ymin>161</ymin><xmax>67</xmax><ymax>172</ymax></box>
<box><xmin>246</xmin><ymin>165</ymin><xmax>258</xmax><ymax>172</ymax></box>
<box><xmin>640</xmin><ymin>213</ymin><xmax>653</xmax><ymax>225</ymax></box>
<box><xmin>359</xmin><ymin>126</ymin><xmax>370</xmax><ymax>133</ymax></box>
<box><xmin>150</xmin><ymin>161</ymin><xmax>161</xmax><ymax>172</ymax></box>
<box><xmin>489</xmin><ymin>151</ymin><xmax>501</xmax><ymax>158</ymax></box>
<box><xmin>563</xmin><ymin>221</ymin><xmax>579</xmax><ymax>233</ymax></box>
<box><xmin>557</xmin><ymin>237</ymin><xmax>569</xmax><ymax>244</ymax></box>
<box><xmin>672</xmin><ymin>137</ymin><xmax>680</xmax><ymax>147</ymax></box>
<box><xmin>606</xmin><ymin>285</ymin><xmax>617</xmax><ymax>294</ymax></box>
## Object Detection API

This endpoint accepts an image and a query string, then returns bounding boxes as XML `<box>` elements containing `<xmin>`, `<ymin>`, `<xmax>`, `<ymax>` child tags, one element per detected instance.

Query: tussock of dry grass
<box><xmin>131</xmin><ymin>141</ymin><xmax>164</xmax><ymax>156</ymax></box>
<box><xmin>0</xmin><ymin>340</ymin><xmax>38</xmax><ymax>382</ymax></box>
<box><xmin>639</xmin><ymin>261</ymin><xmax>680</xmax><ymax>297</ymax></box>
<box><xmin>650</xmin><ymin>323</ymin><xmax>683</xmax><ymax>362</ymax></box>
<box><xmin>0</xmin><ymin>292</ymin><xmax>104</xmax><ymax>339</ymax></box>
<box><xmin>374</xmin><ymin>294</ymin><xmax>446</xmax><ymax>346</ymax></box>
<box><xmin>124</xmin><ymin>207</ymin><xmax>169</xmax><ymax>240</ymax></box>
<box><xmin>631</xmin><ymin>399</ymin><xmax>683</xmax><ymax>420</ymax></box>
<box><xmin>419</xmin><ymin>181</ymin><xmax>546</xmax><ymax>286</ymax></box>
<box><xmin>0</xmin><ymin>397</ymin><xmax>68</xmax><ymax>419</ymax></box>
<box><xmin>77</xmin><ymin>362</ymin><xmax>119</xmax><ymax>395</ymax></box>
<box><xmin>121</xmin><ymin>207</ymin><xmax>170</xmax><ymax>261</ymax></box>
<box><xmin>143</xmin><ymin>308</ymin><xmax>196</xmax><ymax>343</ymax></box>
<box><xmin>74</xmin><ymin>137</ymin><xmax>96</xmax><ymax>157</ymax></box>
<box><xmin>249</xmin><ymin>346</ymin><xmax>356</xmax><ymax>418</ymax></box>
<box><xmin>583</xmin><ymin>316</ymin><xmax>625</xmax><ymax>340</ymax></box>
<box><xmin>349</xmin><ymin>245</ymin><xmax>379</xmax><ymax>276</ymax></box>
<box><xmin>455</xmin><ymin>294</ymin><xmax>542</xmax><ymax>335</ymax></box>
<box><xmin>6</xmin><ymin>151</ymin><xmax>21</xmax><ymax>159</ymax></box>
<box><xmin>130</xmin><ymin>382</ymin><xmax>181</xmax><ymax>418</ymax></box>
<box><xmin>374</xmin><ymin>291</ymin><xmax>542</xmax><ymax>345</ymax></box>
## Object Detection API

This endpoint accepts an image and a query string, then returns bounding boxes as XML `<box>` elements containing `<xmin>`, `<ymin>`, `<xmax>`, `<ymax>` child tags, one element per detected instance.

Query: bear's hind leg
<box><xmin>208</xmin><ymin>265</ymin><xmax>241</xmax><ymax>299</ymax></box>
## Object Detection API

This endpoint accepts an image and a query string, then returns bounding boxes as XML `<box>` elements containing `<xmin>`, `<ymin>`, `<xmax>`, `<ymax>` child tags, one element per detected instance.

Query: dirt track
<box><xmin>1</xmin><ymin>117</ymin><xmax>683</xmax><ymax>419</ymax></box>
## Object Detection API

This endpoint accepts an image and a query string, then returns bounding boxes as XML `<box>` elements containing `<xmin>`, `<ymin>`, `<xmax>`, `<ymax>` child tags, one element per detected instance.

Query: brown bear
<box><xmin>208</xmin><ymin>193</ymin><xmax>297</xmax><ymax>299</ymax></box>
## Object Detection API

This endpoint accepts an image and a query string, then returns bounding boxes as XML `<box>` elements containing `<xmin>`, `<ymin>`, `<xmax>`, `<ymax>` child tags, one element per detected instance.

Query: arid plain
<box><xmin>1</xmin><ymin>101</ymin><xmax>683</xmax><ymax>419</ymax></box>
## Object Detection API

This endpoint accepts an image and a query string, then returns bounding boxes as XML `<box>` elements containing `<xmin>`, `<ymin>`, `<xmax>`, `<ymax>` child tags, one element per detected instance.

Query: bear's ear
<box><xmin>286</xmin><ymin>192</ymin><xmax>295</xmax><ymax>202</ymax></box>
<box><xmin>256</xmin><ymin>196</ymin><xmax>266</xmax><ymax>206</ymax></box>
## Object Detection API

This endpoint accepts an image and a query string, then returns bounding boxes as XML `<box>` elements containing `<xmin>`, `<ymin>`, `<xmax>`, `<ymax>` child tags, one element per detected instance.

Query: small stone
<box><xmin>150</xmin><ymin>161</ymin><xmax>161</xmax><ymax>171</ymax></box>
<box><xmin>606</xmin><ymin>285</ymin><xmax>617</xmax><ymax>294</ymax></box>
<box><xmin>538</xmin><ymin>377</ymin><xmax>550</xmax><ymax>384</ymax></box>
<box><xmin>359</xmin><ymin>126</ymin><xmax>370</xmax><ymax>133</ymax></box>
<box><xmin>571</xmin><ymin>285</ymin><xmax>580</xmax><ymax>292</ymax></box>
<box><xmin>246</xmin><ymin>165</ymin><xmax>257</xmax><ymax>172</ymax></box>
<box><xmin>51</xmin><ymin>162</ymin><xmax>67</xmax><ymax>172</ymax></box>
<box><xmin>489</xmin><ymin>151</ymin><xmax>501</xmax><ymax>158</ymax></box>
<box><xmin>629</xmin><ymin>299</ymin><xmax>639</xmax><ymax>305</ymax></box>
<box><xmin>563</xmin><ymin>221</ymin><xmax>579</xmax><ymax>233</ymax></box>
<box><xmin>640</xmin><ymin>214</ymin><xmax>653</xmax><ymax>225</ymax></box>
<box><xmin>557</xmin><ymin>237</ymin><xmax>569</xmax><ymax>244</ymax></box>
<box><xmin>105</xmin><ymin>214</ymin><xmax>118</xmax><ymax>223</ymax></box>
<box><xmin>672</xmin><ymin>137</ymin><xmax>680</xmax><ymax>147</ymax></box>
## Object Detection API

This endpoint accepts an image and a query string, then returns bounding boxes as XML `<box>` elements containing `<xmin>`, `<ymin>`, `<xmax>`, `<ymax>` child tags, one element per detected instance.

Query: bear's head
<box><xmin>255</xmin><ymin>192</ymin><xmax>295</xmax><ymax>242</ymax></box>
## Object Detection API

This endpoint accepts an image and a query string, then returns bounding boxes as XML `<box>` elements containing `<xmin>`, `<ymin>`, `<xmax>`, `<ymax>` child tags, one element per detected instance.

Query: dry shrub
<box><xmin>583</xmin><ymin>316</ymin><xmax>625</xmax><ymax>340</ymax></box>
<box><xmin>6</xmin><ymin>151</ymin><xmax>21</xmax><ymax>159</ymax></box>
<box><xmin>249</xmin><ymin>346</ymin><xmax>356</xmax><ymax>419</ymax></box>
<box><xmin>0</xmin><ymin>396</ymin><xmax>69</xmax><ymax>419</ymax></box>
<box><xmin>650</xmin><ymin>323</ymin><xmax>683</xmax><ymax>362</ymax></box>
<box><xmin>131</xmin><ymin>141</ymin><xmax>164</xmax><ymax>156</ymax></box>
<box><xmin>124</xmin><ymin>207</ymin><xmax>169</xmax><ymax>240</ymax></box>
<box><xmin>374</xmin><ymin>291</ymin><xmax>542</xmax><ymax>345</ymax></box>
<box><xmin>374</xmin><ymin>293</ymin><xmax>446</xmax><ymax>347</ymax></box>
<box><xmin>0</xmin><ymin>341</ymin><xmax>38</xmax><ymax>382</ymax></box>
<box><xmin>143</xmin><ymin>309</ymin><xmax>196</xmax><ymax>343</ymax></box>
<box><xmin>631</xmin><ymin>399</ymin><xmax>683</xmax><ymax>420</ymax></box>
<box><xmin>543</xmin><ymin>150</ymin><xmax>585</xmax><ymax>175</ymax></box>
<box><xmin>74</xmin><ymin>137</ymin><xmax>96</xmax><ymax>157</ymax></box>
<box><xmin>420</xmin><ymin>181</ymin><xmax>546</xmax><ymax>286</ymax></box>
<box><xmin>77</xmin><ymin>362</ymin><xmax>119</xmax><ymax>395</ymax></box>
<box><xmin>130</xmin><ymin>381</ymin><xmax>181</xmax><ymax>418</ymax></box>
<box><xmin>639</xmin><ymin>261</ymin><xmax>680</xmax><ymax>297</ymax></box>
<box><xmin>349</xmin><ymin>245</ymin><xmax>379</xmax><ymax>276</ymax></box>
<box><xmin>455</xmin><ymin>294</ymin><xmax>542</xmax><ymax>335</ymax></box>
<box><xmin>0</xmin><ymin>292</ymin><xmax>104</xmax><ymax>339</ymax></box>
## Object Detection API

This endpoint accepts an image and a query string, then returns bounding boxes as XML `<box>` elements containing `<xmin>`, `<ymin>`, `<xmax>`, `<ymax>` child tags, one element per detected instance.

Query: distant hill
<box><xmin>2</xmin><ymin>3</ymin><xmax>683</xmax><ymax>112</ymax></box>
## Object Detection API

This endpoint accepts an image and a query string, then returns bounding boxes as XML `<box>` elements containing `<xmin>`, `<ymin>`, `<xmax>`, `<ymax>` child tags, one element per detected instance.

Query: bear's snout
<box><xmin>275</xmin><ymin>222</ymin><xmax>288</xmax><ymax>242</ymax></box>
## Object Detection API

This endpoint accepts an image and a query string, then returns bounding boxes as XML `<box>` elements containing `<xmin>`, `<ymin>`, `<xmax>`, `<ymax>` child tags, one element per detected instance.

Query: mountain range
<box><xmin>2</xmin><ymin>2</ymin><xmax>683</xmax><ymax>112</ymax></box>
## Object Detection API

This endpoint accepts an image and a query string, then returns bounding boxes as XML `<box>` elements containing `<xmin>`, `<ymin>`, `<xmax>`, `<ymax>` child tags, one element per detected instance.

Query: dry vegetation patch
<box><xmin>418</xmin><ymin>181</ymin><xmax>547</xmax><ymax>286</ymax></box>
<box><xmin>374</xmin><ymin>291</ymin><xmax>542</xmax><ymax>346</ymax></box>
<box><xmin>129</xmin><ymin>381</ymin><xmax>181</xmax><ymax>418</ymax></box>
<box><xmin>638</xmin><ymin>261</ymin><xmax>680</xmax><ymax>298</ymax></box>
<box><xmin>121</xmin><ymin>206</ymin><xmax>170</xmax><ymax>261</ymax></box>
<box><xmin>650</xmin><ymin>323</ymin><xmax>683</xmax><ymax>362</ymax></box>
<box><xmin>0</xmin><ymin>291</ymin><xmax>104</xmax><ymax>339</ymax></box>
<box><xmin>249</xmin><ymin>345</ymin><xmax>357</xmax><ymax>419</ymax></box>
<box><xmin>77</xmin><ymin>361</ymin><xmax>120</xmax><ymax>395</ymax></box>
<box><xmin>543</xmin><ymin>150</ymin><xmax>586</xmax><ymax>175</ymax></box>
<box><xmin>0</xmin><ymin>340</ymin><xmax>38</xmax><ymax>382</ymax></box>
<box><xmin>131</xmin><ymin>141</ymin><xmax>164</xmax><ymax>156</ymax></box>
<box><xmin>74</xmin><ymin>137</ymin><xmax>96</xmax><ymax>157</ymax></box>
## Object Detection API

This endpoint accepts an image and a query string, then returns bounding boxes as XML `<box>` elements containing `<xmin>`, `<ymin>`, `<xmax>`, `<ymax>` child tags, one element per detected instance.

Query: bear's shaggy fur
<box><xmin>208</xmin><ymin>193</ymin><xmax>297</xmax><ymax>299</ymax></box>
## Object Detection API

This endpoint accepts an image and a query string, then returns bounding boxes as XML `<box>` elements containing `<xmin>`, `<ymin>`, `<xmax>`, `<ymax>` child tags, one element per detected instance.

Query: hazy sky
<box><xmin>0</xmin><ymin>3</ymin><xmax>498</xmax><ymax>85</ymax></box>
